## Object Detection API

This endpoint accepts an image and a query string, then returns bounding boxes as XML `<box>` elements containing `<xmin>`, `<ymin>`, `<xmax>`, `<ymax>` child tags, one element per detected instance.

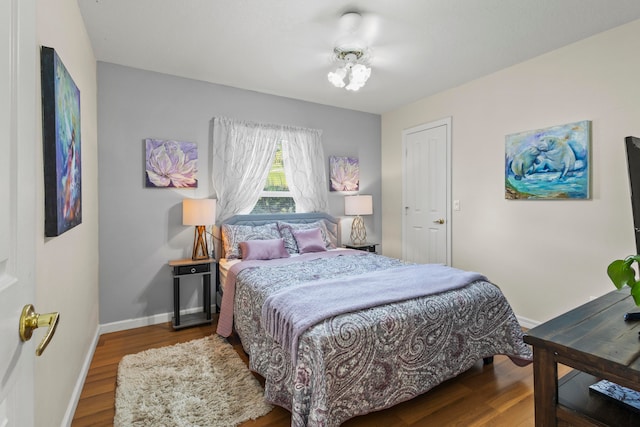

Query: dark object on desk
<box><xmin>624</xmin><ymin>311</ymin><xmax>640</xmax><ymax>321</ymax></box>
<box><xmin>589</xmin><ymin>379</ymin><xmax>640</xmax><ymax>414</ymax></box>
<box><xmin>625</xmin><ymin>136</ymin><xmax>640</xmax><ymax>254</ymax></box>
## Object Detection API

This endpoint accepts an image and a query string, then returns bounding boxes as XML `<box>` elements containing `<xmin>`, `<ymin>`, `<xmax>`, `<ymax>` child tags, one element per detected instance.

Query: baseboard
<box><xmin>61</xmin><ymin>324</ymin><xmax>100</xmax><ymax>427</ymax></box>
<box><xmin>517</xmin><ymin>314</ymin><xmax>540</xmax><ymax>330</ymax></box>
<box><xmin>99</xmin><ymin>306</ymin><xmax>217</xmax><ymax>334</ymax></box>
<box><xmin>99</xmin><ymin>311</ymin><xmax>173</xmax><ymax>334</ymax></box>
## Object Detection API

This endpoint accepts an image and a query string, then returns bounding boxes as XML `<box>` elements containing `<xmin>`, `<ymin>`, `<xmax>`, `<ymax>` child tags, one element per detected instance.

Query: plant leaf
<box><xmin>631</xmin><ymin>284</ymin><xmax>640</xmax><ymax>306</ymax></box>
<box><xmin>607</xmin><ymin>259</ymin><xmax>636</xmax><ymax>290</ymax></box>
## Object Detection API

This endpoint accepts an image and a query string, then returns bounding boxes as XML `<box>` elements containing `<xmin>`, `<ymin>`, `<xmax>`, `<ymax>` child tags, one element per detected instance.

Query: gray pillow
<box><xmin>221</xmin><ymin>223</ymin><xmax>281</xmax><ymax>259</ymax></box>
<box><xmin>277</xmin><ymin>220</ymin><xmax>334</xmax><ymax>253</ymax></box>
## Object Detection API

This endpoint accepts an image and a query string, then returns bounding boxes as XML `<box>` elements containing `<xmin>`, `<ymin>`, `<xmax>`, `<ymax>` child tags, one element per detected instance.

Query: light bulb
<box><xmin>327</xmin><ymin>66</ymin><xmax>347</xmax><ymax>88</ymax></box>
<box><xmin>350</xmin><ymin>64</ymin><xmax>371</xmax><ymax>84</ymax></box>
<box><xmin>345</xmin><ymin>64</ymin><xmax>370</xmax><ymax>91</ymax></box>
<box><xmin>345</xmin><ymin>80</ymin><xmax>363</xmax><ymax>91</ymax></box>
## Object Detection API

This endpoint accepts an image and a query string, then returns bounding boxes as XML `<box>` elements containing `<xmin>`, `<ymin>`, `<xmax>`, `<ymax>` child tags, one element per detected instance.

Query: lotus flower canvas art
<box><xmin>330</xmin><ymin>156</ymin><xmax>359</xmax><ymax>192</ymax></box>
<box><xmin>145</xmin><ymin>139</ymin><xmax>198</xmax><ymax>188</ymax></box>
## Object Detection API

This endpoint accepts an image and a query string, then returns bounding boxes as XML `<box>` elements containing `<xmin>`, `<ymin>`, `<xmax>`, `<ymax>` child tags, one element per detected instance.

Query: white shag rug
<box><xmin>114</xmin><ymin>335</ymin><xmax>273</xmax><ymax>427</ymax></box>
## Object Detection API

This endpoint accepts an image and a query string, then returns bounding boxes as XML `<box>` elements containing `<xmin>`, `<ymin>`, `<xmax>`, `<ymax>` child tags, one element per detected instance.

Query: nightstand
<box><xmin>344</xmin><ymin>243</ymin><xmax>378</xmax><ymax>253</ymax></box>
<box><xmin>168</xmin><ymin>258</ymin><xmax>218</xmax><ymax>330</ymax></box>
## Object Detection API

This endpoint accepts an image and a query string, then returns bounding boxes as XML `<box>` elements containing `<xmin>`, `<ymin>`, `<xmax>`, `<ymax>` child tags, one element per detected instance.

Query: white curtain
<box><xmin>212</xmin><ymin>117</ymin><xmax>328</xmax><ymax>221</ymax></box>
<box><xmin>211</xmin><ymin>117</ymin><xmax>278</xmax><ymax>221</ymax></box>
<box><xmin>281</xmin><ymin>128</ymin><xmax>328</xmax><ymax>213</ymax></box>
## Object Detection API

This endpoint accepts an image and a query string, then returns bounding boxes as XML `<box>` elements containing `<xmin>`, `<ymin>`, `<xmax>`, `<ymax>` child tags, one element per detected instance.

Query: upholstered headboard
<box><xmin>213</xmin><ymin>212</ymin><xmax>341</xmax><ymax>259</ymax></box>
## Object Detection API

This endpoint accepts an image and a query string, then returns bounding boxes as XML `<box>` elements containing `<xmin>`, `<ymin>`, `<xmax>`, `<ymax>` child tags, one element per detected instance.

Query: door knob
<box><xmin>19</xmin><ymin>304</ymin><xmax>60</xmax><ymax>356</ymax></box>
<box><xmin>433</xmin><ymin>218</ymin><xmax>445</xmax><ymax>224</ymax></box>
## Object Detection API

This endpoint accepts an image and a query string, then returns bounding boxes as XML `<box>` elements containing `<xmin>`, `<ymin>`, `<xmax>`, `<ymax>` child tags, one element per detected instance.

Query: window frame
<box><xmin>251</xmin><ymin>142</ymin><xmax>296</xmax><ymax>214</ymax></box>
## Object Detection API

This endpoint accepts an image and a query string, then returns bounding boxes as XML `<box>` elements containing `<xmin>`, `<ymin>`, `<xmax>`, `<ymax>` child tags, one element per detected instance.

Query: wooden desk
<box><xmin>524</xmin><ymin>290</ymin><xmax>640</xmax><ymax>426</ymax></box>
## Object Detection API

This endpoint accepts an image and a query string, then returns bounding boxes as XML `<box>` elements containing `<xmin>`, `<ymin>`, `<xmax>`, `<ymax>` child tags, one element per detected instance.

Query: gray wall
<box><xmin>98</xmin><ymin>62</ymin><xmax>381</xmax><ymax>324</ymax></box>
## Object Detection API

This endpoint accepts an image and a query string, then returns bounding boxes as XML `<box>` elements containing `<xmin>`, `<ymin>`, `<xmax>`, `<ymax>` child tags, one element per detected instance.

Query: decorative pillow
<box><xmin>221</xmin><ymin>223</ymin><xmax>281</xmax><ymax>259</ymax></box>
<box><xmin>239</xmin><ymin>238</ymin><xmax>290</xmax><ymax>261</ymax></box>
<box><xmin>277</xmin><ymin>220</ymin><xmax>334</xmax><ymax>253</ymax></box>
<box><xmin>292</xmin><ymin>228</ymin><xmax>327</xmax><ymax>254</ymax></box>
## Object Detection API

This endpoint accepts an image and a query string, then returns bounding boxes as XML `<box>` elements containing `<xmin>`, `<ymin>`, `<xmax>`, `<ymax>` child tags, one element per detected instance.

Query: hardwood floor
<box><xmin>72</xmin><ymin>317</ymin><xmax>566</xmax><ymax>426</ymax></box>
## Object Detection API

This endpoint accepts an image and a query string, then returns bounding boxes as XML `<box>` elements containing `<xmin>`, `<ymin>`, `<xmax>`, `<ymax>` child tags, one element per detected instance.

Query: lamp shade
<box><xmin>344</xmin><ymin>195</ymin><xmax>373</xmax><ymax>216</ymax></box>
<box><xmin>182</xmin><ymin>199</ymin><xmax>216</xmax><ymax>225</ymax></box>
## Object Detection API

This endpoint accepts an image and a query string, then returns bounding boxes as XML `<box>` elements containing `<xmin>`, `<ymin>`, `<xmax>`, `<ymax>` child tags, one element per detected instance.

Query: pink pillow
<box><xmin>239</xmin><ymin>239</ymin><xmax>290</xmax><ymax>260</ymax></box>
<box><xmin>292</xmin><ymin>228</ymin><xmax>327</xmax><ymax>254</ymax></box>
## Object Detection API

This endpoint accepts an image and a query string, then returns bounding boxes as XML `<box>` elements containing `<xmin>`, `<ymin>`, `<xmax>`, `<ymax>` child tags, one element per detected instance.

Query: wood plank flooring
<box><xmin>72</xmin><ymin>317</ymin><xmax>567</xmax><ymax>426</ymax></box>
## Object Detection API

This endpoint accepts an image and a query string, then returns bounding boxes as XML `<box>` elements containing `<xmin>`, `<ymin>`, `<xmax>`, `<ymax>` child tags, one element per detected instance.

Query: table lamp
<box><xmin>344</xmin><ymin>195</ymin><xmax>373</xmax><ymax>245</ymax></box>
<box><xmin>182</xmin><ymin>198</ymin><xmax>216</xmax><ymax>260</ymax></box>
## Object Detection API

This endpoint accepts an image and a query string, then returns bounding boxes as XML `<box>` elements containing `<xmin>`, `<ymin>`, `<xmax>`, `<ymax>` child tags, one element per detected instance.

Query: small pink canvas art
<box><xmin>329</xmin><ymin>156</ymin><xmax>359</xmax><ymax>192</ymax></box>
<box><xmin>145</xmin><ymin>139</ymin><xmax>198</xmax><ymax>188</ymax></box>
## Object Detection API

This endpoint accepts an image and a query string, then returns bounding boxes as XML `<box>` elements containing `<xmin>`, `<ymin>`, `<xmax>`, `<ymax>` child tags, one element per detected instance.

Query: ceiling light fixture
<box><xmin>327</xmin><ymin>47</ymin><xmax>371</xmax><ymax>91</ymax></box>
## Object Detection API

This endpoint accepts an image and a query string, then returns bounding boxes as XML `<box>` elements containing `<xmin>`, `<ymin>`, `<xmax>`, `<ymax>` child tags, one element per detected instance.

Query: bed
<box><xmin>215</xmin><ymin>213</ymin><xmax>532</xmax><ymax>426</ymax></box>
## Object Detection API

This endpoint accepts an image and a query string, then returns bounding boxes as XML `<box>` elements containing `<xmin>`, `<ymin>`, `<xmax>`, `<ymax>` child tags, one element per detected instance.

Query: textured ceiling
<box><xmin>78</xmin><ymin>0</ymin><xmax>640</xmax><ymax>114</ymax></box>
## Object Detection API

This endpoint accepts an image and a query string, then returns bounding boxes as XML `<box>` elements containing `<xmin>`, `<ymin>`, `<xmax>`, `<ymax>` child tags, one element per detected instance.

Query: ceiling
<box><xmin>78</xmin><ymin>0</ymin><xmax>640</xmax><ymax>114</ymax></box>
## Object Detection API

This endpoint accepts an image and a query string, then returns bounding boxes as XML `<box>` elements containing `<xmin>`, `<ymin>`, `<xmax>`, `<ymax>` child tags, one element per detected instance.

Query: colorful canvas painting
<box><xmin>41</xmin><ymin>46</ymin><xmax>82</xmax><ymax>237</ymax></box>
<box><xmin>145</xmin><ymin>139</ymin><xmax>198</xmax><ymax>188</ymax></box>
<box><xmin>505</xmin><ymin>120</ymin><xmax>590</xmax><ymax>199</ymax></box>
<box><xmin>330</xmin><ymin>156</ymin><xmax>359</xmax><ymax>192</ymax></box>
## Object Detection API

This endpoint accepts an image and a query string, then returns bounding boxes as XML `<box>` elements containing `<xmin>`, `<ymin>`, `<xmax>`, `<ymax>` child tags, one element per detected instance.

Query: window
<box><xmin>212</xmin><ymin>117</ymin><xmax>327</xmax><ymax>219</ymax></box>
<box><xmin>251</xmin><ymin>142</ymin><xmax>296</xmax><ymax>214</ymax></box>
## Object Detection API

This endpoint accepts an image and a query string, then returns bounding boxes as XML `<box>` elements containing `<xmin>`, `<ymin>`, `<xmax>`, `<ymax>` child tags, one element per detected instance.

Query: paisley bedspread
<box><xmin>232</xmin><ymin>252</ymin><xmax>532</xmax><ymax>427</ymax></box>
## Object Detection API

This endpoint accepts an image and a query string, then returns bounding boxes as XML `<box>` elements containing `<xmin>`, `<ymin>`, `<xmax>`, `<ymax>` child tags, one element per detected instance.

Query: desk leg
<box><xmin>532</xmin><ymin>346</ymin><xmax>558</xmax><ymax>427</ymax></box>
<box><xmin>203</xmin><ymin>272</ymin><xmax>211</xmax><ymax>320</ymax></box>
<box><xmin>173</xmin><ymin>276</ymin><xmax>180</xmax><ymax>327</ymax></box>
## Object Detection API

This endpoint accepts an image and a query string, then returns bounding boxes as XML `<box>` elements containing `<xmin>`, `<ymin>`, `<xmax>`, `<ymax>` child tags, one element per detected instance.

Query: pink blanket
<box><xmin>260</xmin><ymin>263</ymin><xmax>487</xmax><ymax>363</ymax></box>
<box><xmin>216</xmin><ymin>249</ymin><xmax>365</xmax><ymax>337</ymax></box>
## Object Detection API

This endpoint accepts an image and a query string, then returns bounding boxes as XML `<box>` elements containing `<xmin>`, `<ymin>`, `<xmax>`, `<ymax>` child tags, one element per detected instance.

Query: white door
<box><xmin>0</xmin><ymin>0</ymin><xmax>37</xmax><ymax>426</ymax></box>
<box><xmin>402</xmin><ymin>118</ymin><xmax>451</xmax><ymax>265</ymax></box>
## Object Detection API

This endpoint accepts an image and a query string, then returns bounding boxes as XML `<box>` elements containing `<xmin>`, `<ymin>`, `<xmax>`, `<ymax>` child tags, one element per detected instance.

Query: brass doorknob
<box><xmin>19</xmin><ymin>304</ymin><xmax>60</xmax><ymax>356</ymax></box>
<box><xmin>433</xmin><ymin>218</ymin><xmax>445</xmax><ymax>224</ymax></box>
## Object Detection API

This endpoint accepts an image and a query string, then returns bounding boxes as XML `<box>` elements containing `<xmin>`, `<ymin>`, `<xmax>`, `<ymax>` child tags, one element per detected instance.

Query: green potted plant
<box><xmin>607</xmin><ymin>255</ymin><xmax>640</xmax><ymax>305</ymax></box>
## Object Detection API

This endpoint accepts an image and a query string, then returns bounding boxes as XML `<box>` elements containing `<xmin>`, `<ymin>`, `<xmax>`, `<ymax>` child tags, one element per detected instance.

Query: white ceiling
<box><xmin>78</xmin><ymin>0</ymin><xmax>640</xmax><ymax>114</ymax></box>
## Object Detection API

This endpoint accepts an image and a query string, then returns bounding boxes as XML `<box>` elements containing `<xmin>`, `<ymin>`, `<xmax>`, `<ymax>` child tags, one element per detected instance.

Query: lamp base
<box><xmin>192</xmin><ymin>225</ymin><xmax>209</xmax><ymax>260</ymax></box>
<box><xmin>350</xmin><ymin>216</ymin><xmax>367</xmax><ymax>245</ymax></box>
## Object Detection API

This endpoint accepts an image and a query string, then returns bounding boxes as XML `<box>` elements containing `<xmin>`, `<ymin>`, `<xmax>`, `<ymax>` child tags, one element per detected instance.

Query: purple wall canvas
<box><xmin>145</xmin><ymin>139</ymin><xmax>198</xmax><ymax>188</ymax></box>
<box><xmin>330</xmin><ymin>156</ymin><xmax>359</xmax><ymax>192</ymax></box>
